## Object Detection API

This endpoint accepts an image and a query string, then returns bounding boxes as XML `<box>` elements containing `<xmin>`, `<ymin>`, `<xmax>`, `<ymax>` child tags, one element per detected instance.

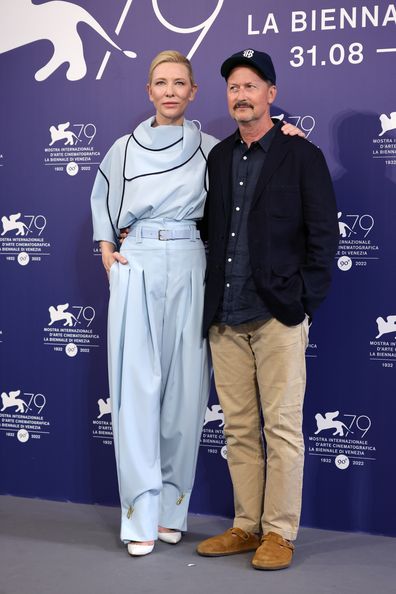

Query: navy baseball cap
<box><xmin>221</xmin><ymin>49</ymin><xmax>276</xmax><ymax>84</ymax></box>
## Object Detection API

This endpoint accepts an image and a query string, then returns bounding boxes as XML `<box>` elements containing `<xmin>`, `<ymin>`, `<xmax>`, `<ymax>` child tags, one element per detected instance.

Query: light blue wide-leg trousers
<box><xmin>108</xmin><ymin>222</ymin><xmax>209</xmax><ymax>542</ymax></box>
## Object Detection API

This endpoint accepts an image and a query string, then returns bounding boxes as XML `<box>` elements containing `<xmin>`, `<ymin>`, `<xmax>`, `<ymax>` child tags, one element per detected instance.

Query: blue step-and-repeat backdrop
<box><xmin>1</xmin><ymin>0</ymin><xmax>395</xmax><ymax>536</ymax></box>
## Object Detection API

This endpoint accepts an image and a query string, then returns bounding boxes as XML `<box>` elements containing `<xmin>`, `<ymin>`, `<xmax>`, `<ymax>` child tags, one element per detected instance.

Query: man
<box><xmin>197</xmin><ymin>49</ymin><xmax>339</xmax><ymax>570</ymax></box>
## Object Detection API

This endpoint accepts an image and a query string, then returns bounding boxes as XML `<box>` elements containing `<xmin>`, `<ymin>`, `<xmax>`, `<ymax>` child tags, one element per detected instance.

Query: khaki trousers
<box><xmin>209</xmin><ymin>317</ymin><xmax>309</xmax><ymax>541</ymax></box>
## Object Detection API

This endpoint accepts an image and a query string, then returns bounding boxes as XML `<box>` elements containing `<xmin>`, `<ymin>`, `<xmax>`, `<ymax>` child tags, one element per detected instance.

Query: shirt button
<box><xmin>226</xmin><ymin>283</ymin><xmax>230</xmax><ymax>288</ymax></box>
<box><xmin>239</xmin><ymin>181</ymin><xmax>244</xmax><ymax>186</ymax></box>
<box><xmin>231</xmin><ymin>232</ymin><xmax>236</xmax><ymax>237</ymax></box>
<box><xmin>243</xmin><ymin>156</ymin><xmax>247</xmax><ymax>160</ymax></box>
<box><xmin>235</xmin><ymin>207</ymin><xmax>240</xmax><ymax>211</ymax></box>
<box><xmin>227</xmin><ymin>258</ymin><xmax>232</xmax><ymax>262</ymax></box>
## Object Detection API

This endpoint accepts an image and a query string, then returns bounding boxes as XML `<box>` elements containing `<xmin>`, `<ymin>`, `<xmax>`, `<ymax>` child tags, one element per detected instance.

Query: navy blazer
<box><xmin>202</xmin><ymin>124</ymin><xmax>339</xmax><ymax>335</ymax></box>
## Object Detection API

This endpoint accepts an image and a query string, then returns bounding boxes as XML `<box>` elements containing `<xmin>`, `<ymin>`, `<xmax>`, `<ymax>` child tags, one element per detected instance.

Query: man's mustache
<box><xmin>233</xmin><ymin>101</ymin><xmax>253</xmax><ymax>110</ymax></box>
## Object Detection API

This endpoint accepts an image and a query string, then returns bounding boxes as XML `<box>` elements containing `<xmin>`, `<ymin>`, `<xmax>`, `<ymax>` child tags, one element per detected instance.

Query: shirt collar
<box><xmin>234</xmin><ymin>118</ymin><xmax>282</xmax><ymax>152</ymax></box>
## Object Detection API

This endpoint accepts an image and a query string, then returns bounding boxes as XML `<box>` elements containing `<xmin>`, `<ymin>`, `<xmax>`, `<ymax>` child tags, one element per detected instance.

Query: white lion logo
<box><xmin>49</xmin><ymin>123</ymin><xmax>78</xmax><ymax>146</ymax></box>
<box><xmin>0</xmin><ymin>0</ymin><xmax>136</xmax><ymax>81</ymax></box>
<box><xmin>375</xmin><ymin>315</ymin><xmax>396</xmax><ymax>339</ymax></box>
<box><xmin>1</xmin><ymin>390</ymin><xmax>27</xmax><ymax>413</ymax></box>
<box><xmin>314</xmin><ymin>411</ymin><xmax>352</xmax><ymax>437</ymax></box>
<box><xmin>379</xmin><ymin>112</ymin><xmax>396</xmax><ymax>137</ymax></box>
<box><xmin>1</xmin><ymin>213</ymin><xmax>29</xmax><ymax>236</ymax></box>
<box><xmin>48</xmin><ymin>303</ymin><xmax>79</xmax><ymax>327</ymax></box>
<box><xmin>204</xmin><ymin>404</ymin><xmax>224</xmax><ymax>427</ymax></box>
<box><xmin>97</xmin><ymin>397</ymin><xmax>111</xmax><ymax>419</ymax></box>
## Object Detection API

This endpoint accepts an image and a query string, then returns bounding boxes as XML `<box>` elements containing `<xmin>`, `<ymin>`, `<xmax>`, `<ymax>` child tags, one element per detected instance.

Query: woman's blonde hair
<box><xmin>148</xmin><ymin>50</ymin><xmax>195</xmax><ymax>85</ymax></box>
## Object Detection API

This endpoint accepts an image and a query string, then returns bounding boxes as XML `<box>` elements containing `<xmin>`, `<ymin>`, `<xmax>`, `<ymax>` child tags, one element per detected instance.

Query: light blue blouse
<box><xmin>91</xmin><ymin>117</ymin><xmax>218</xmax><ymax>244</ymax></box>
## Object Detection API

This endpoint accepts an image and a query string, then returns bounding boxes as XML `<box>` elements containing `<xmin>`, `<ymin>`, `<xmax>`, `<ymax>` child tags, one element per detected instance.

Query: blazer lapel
<box><xmin>217</xmin><ymin>136</ymin><xmax>234</xmax><ymax>217</ymax></box>
<box><xmin>251</xmin><ymin>127</ymin><xmax>291</xmax><ymax>208</ymax></box>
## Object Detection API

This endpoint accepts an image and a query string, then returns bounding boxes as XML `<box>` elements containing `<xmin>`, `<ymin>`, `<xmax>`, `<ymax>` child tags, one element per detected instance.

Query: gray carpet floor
<box><xmin>0</xmin><ymin>495</ymin><xmax>394</xmax><ymax>594</ymax></box>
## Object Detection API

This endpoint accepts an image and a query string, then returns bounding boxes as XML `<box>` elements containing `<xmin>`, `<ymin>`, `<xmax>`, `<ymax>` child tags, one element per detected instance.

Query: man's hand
<box><xmin>281</xmin><ymin>123</ymin><xmax>305</xmax><ymax>138</ymax></box>
<box><xmin>100</xmin><ymin>240</ymin><xmax>128</xmax><ymax>276</ymax></box>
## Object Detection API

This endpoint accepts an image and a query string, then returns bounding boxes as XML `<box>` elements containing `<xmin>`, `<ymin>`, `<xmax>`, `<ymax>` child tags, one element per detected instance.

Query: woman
<box><xmin>91</xmin><ymin>51</ymin><xmax>218</xmax><ymax>556</ymax></box>
<box><xmin>91</xmin><ymin>50</ymin><xmax>302</xmax><ymax>557</ymax></box>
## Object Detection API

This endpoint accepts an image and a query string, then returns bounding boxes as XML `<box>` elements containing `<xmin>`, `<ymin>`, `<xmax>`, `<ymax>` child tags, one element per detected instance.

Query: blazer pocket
<box><xmin>272</xmin><ymin>264</ymin><xmax>301</xmax><ymax>278</ymax></box>
<box><xmin>270</xmin><ymin>266</ymin><xmax>304</xmax><ymax>299</ymax></box>
<box><xmin>269</xmin><ymin>188</ymin><xmax>301</xmax><ymax>219</ymax></box>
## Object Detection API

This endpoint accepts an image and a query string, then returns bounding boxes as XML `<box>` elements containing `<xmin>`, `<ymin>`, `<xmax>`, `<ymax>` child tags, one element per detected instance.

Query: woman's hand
<box><xmin>281</xmin><ymin>123</ymin><xmax>305</xmax><ymax>137</ymax></box>
<box><xmin>100</xmin><ymin>241</ymin><xmax>128</xmax><ymax>276</ymax></box>
<box><xmin>119</xmin><ymin>227</ymin><xmax>130</xmax><ymax>244</ymax></box>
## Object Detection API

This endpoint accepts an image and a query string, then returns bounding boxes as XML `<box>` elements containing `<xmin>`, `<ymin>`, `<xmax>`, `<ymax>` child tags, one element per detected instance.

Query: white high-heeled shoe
<box><xmin>127</xmin><ymin>542</ymin><xmax>154</xmax><ymax>556</ymax></box>
<box><xmin>158</xmin><ymin>531</ymin><xmax>182</xmax><ymax>544</ymax></box>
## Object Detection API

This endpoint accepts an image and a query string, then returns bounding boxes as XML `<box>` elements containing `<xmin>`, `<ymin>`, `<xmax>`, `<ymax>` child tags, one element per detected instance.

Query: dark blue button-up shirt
<box><xmin>215</xmin><ymin>122</ymin><xmax>279</xmax><ymax>325</ymax></box>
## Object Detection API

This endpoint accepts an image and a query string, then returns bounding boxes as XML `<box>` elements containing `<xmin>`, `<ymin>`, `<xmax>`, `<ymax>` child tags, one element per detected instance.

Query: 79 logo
<box><xmin>48</xmin><ymin>304</ymin><xmax>96</xmax><ymax>328</ymax></box>
<box><xmin>342</xmin><ymin>414</ymin><xmax>371</xmax><ymax>438</ymax></box>
<box><xmin>0</xmin><ymin>389</ymin><xmax>46</xmax><ymax>415</ymax></box>
<box><xmin>315</xmin><ymin>410</ymin><xmax>371</xmax><ymax>438</ymax></box>
<box><xmin>0</xmin><ymin>213</ymin><xmax>47</xmax><ymax>237</ymax></box>
<box><xmin>275</xmin><ymin>114</ymin><xmax>316</xmax><ymax>138</ymax></box>
<box><xmin>70</xmin><ymin>123</ymin><xmax>97</xmax><ymax>145</ymax></box>
<box><xmin>48</xmin><ymin>122</ymin><xmax>96</xmax><ymax>147</ymax></box>
<box><xmin>22</xmin><ymin>392</ymin><xmax>47</xmax><ymax>414</ymax></box>
<box><xmin>288</xmin><ymin>115</ymin><xmax>316</xmax><ymax>138</ymax></box>
<box><xmin>338</xmin><ymin>212</ymin><xmax>375</xmax><ymax>238</ymax></box>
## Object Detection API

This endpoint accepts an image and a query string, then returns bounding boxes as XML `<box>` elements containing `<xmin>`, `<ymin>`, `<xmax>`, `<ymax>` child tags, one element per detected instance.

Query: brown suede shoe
<box><xmin>251</xmin><ymin>532</ymin><xmax>294</xmax><ymax>570</ymax></box>
<box><xmin>197</xmin><ymin>527</ymin><xmax>260</xmax><ymax>557</ymax></box>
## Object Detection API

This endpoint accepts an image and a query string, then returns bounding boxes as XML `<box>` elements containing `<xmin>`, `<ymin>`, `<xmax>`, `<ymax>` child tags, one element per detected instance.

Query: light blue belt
<box><xmin>130</xmin><ymin>226</ymin><xmax>200</xmax><ymax>241</ymax></box>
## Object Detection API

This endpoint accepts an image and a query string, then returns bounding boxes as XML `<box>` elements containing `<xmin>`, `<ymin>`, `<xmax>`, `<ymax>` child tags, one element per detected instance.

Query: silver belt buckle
<box><xmin>158</xmin><ymin>229</ymin><xmax>167</xmax><ymax>241</ymax></box>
